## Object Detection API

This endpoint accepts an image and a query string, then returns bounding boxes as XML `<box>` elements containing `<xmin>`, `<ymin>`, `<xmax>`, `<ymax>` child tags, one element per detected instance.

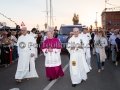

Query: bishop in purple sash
<box><xmin>41</xmin><ymin>31</ymin><xmax>64</xmax><ymax>81</ymax></box>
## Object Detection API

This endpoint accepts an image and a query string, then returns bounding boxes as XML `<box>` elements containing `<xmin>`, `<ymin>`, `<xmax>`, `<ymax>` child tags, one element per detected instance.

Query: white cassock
<box><xmin>15</xmin><ymin>34</ymin><xmax>38</xmax><ymax>79</ymax></box>
<box><xmin>67</xmin><ymin>35</ymin><xmax>90</xmax><ymax>84</ymax></box>
<box><xmin>80</xmin><ymin>32</ymin><xmax>92</xmax><ymax>69</ymax></box>
<box><xmin>30</xmin><ymin>32</ymin><xmax>38</xmax><ymax>59</ymax></box>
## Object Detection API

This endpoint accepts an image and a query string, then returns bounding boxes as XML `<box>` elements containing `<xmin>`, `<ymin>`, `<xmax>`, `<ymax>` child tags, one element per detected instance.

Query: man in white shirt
<box><xmin>108</xmin><ymin>29</ymin><xmax>119</xmax><ymax>63</ymax></box>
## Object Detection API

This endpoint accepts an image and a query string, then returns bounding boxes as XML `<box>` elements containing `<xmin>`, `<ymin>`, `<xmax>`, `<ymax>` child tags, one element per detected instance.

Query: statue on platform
<box><xmin>44</xmin><ymin>23</ymin><xmax>47</xmax><ymax>29</ymax></box>
<box><xmin>72</xmin><ymin>14</ymin><xmax>79</xmax><ymax>25</ymax></box>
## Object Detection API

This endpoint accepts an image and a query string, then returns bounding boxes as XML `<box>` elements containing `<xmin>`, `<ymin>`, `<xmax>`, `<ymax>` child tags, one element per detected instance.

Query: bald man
<box><xmin>67</xmin><ymin>28</ymin><xmax>89</xmax><ymax>87</ymax></box>
<box><xmin>15</xmin><ymin>27</ymin><xmax>38</xmax><ymax>82</ymax></box>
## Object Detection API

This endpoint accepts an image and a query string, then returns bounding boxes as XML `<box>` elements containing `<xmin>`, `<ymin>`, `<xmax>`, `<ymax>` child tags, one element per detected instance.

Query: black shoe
<box><xmin>81</xmin><ymin>80</ymin><xmax>83</xmax><ymax>83</ymax></box>
<box><xmin>72</xmin><ymin>84</ymin><xmax>76</xmax><ymax>87</ymax></box>
<box><xmin>49</xmin><ymin>78</ymin><xmax>53</xmax><ymax>81</ymax></box>
<box><xmin>113</xmin><ymin>61</ymin><xmax>115</xmax><ymax>64</ymax></box>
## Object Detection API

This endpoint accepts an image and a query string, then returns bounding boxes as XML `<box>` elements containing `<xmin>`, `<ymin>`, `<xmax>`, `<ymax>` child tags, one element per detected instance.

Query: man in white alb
<box><xmin>30</xmin><ymin>28</ymin><xmax>38</xmax><ymax>59</ymax></box>
<box><xmin>67</xmin><ymin>28</ymin><xmax>90</xmax><ymax>87</ymax></box>
<box><xmin>80</xmin><ymin>26</ymin><xmax>92</xmax><ymax>70</ymax></box>
<box><xmin>15</xmin><ymin>27</ymin><xmax>38</xmax><ymax>82</ymax></box>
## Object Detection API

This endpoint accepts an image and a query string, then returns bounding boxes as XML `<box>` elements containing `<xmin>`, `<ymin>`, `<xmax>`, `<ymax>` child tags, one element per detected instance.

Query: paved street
<box><xmin>0</xmin><ymin>53</ymin><xmax>120</xmax><ymax>90</ymax></box>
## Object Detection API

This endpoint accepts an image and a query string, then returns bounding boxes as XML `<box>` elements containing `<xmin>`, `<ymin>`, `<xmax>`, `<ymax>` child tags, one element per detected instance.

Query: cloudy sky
<box><xmin>0</xmin><ymin>0</ymin><xmax>119</xmax><ymax>30</ymax></box>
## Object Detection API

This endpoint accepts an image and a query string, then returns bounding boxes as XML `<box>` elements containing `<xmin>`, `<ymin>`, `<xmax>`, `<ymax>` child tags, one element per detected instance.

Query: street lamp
<box><xmin>94</xmin><ymin>12</ymin><xmax>98</xmax><ymax>29</ymax></box>
<box><xmin>104</xmin><ymin>0</ymin><xmax>108</xmax><ymax>30</ymax></box>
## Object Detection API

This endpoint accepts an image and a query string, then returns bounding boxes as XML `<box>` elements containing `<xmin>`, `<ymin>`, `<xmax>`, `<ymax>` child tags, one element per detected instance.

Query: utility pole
<box><xmin>50</xmin><ymin>0</ymin><xmax>52</xmax><ymax>27</ymax></box>
<box><xmin>105</xmin><ymin>0</ymin><xmax>108</xmax><ymax>30</ymax></box>
<box><xmin>94</xmin><ymin>12</ymin><xmax>98</xmax><ymax>29</ymax></box>
<box><xmin>51</xmin><ymin>2</ymin><xmax>54</xmax><ymax>27</ymax></box>
<box><xmin>43</xmin><ymin>0</ymin><xmax>49</xmax><ymax>29</ymax></box>
<box><xmin>46</xmin><ymin>0</ymin><xmax>48</xmax><ymax>28</ymax></box>
<box><xmin>96</xmin><ymin>12</ymin><xmax>98</xmax><ymax>28</ymax></box>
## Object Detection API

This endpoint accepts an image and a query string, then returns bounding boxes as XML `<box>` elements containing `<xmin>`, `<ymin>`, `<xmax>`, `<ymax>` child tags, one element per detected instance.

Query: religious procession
<box><xmin>0</xmin><ymin>22</ymin><xmax>120</xmax><ymax>88</ymax></box>
<box><xmin>0</xmin><ymin>0</ymin><xmax>120</xmax><ymax>89</ymax></box>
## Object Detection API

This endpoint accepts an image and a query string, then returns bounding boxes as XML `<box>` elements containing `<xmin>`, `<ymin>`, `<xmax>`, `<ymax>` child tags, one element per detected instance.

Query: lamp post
<box><xmin>104</xmin><ymin>0</ymin><xmax>108</xmax><ymax>30</ymax></box>
<box><xmin>94</xmin><ymin>12</ymin><xmax>98</xmax><ymax>29</ymax></box>
<box><xmin>43</xmin><ymin>0</ymin><xmax>49</xmax><ymax>29</ymax></box>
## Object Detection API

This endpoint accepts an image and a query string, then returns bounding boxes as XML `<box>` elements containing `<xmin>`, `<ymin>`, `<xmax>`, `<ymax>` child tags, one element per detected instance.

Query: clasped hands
<box><xmin>31</xmin><ymin>53</ymin><xmax>34</xmax><ymax>57</ymax></box>
<box><xmin>71</xmin><ymin>46</ymin><xmax>83</xmax><ymax>50</ymax></box>
<box><xmin>45</xmin><ymin>48</ymin><xmax>53</xmax><ymax>53</ymax></box>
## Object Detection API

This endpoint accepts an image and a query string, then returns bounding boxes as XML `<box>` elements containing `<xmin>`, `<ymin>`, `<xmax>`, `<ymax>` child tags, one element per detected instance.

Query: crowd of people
<box><xmin>0</xmin><ymin>26</ymin><xmax>120</xmax><ymax>87</ymax></box>
<box><xmin>66</xmin><ymin>28</ymin><xmax>120</xmax><ymax>87</ymax></box>
<box><xmin>0</xmin><ymin>28</ymin><xmax>54</xmax><ymax>67</ymax></box>
<box><xmin>90</xmin><ymin>28</ymin><xmax>120</xmax><ymax>67</ymax></box>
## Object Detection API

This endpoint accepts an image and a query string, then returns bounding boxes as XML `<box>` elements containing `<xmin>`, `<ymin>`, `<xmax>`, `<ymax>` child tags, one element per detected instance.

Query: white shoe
<box><xmin>89</xmin><ymin>66</ymin><xmax>92</xmax><ymax>70</ymax></box>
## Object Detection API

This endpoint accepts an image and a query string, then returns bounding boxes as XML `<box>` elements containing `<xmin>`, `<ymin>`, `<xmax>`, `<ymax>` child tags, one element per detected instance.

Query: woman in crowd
<box><xmin>94</xmin><ymin>30</ymin><xmax>108</xmax><ymax>73</ymax></box>
<box><xmin>11</xmin><ymin>31</ymin><xmax>18</xmax><ymax>62</ymax></box>
<box><xmin>16</xmin><ymin>31</ymin><xmax>21</xmax><ymax>39</ymax></box>
<box><xmin>7</xmin><ymin>33</ymin><xmax>13</xmax><ymax>63</ymax></box>
<box><xmin>37</xmin><ymin>32</ymin><xmax>42</xmax><ymax>55</ymax></box>
<box><xmin>1</xmin><ymin>31</ymin><xmax>12</xmax><ymax>67</ymax></box>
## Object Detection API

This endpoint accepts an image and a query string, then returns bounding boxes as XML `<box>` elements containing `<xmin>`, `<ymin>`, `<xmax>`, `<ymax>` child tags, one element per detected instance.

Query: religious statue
<box><xmin>44</xmin><ymin>23</ymin><xmax>47</xmax><ymax>29</ymax></box>
<box><xmin>72</xmin><ymin>14</ymin><xmax>79</xmax><ymax>25</ymax></box>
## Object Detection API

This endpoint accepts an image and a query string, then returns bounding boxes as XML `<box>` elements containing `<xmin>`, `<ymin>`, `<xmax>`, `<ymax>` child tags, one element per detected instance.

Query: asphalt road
<box><xmin>0</xmin><ymin>53</ymin><xmax>120</xmax><ymax>90</ymax></box>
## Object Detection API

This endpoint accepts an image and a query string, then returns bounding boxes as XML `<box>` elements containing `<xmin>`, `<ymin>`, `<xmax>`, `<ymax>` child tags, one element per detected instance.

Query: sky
<box><xmin>0</xmin><ymin>0</ymin><xmax>120</xmax><ymax>30</ymax></box>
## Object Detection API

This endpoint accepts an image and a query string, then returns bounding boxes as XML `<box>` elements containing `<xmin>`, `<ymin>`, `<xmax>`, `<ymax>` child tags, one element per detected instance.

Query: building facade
<box><xmin>101</xmin><ymin>11</ymin><xmax>120</xmax><ymax>30</ymax></box>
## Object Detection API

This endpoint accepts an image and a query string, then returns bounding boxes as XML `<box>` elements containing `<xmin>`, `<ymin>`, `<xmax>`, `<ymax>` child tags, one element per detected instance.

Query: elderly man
<box><xmin>41</xmin><ymin>31</ymin><xmax>64</xmax><ymax>81</ymax></box>
<box><xmin>109</xmin><ymin>29</ymin><xmax>119</xmax><ymax>64</ymax></box>
<box><xmin>67</xmin><ymin>28</ymin><xmax>90</xmax><ymax>87</ymax></box>
<box><xmin>15</xmin><ymin>27</ymin><xmax>38</xmax><ymax>82</ymax></box>
<box><xmin>80</xmin><ymin>27</ymin><xmax>92</xmax><ymax>70</ymax></box>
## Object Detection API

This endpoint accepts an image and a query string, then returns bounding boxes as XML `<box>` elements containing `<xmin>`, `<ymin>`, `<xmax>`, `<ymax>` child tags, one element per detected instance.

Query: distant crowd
<box><xmin>0</xmin><ymin>28</ymin><xmax>120</xmax><ymax>69</ymax></box>
<box><xmin>0</xmin><ymin>28</ymin><xmax>59</xmax><ymax>67</ymax></box>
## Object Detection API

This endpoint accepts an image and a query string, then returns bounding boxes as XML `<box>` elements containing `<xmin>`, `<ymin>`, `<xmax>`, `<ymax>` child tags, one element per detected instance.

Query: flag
<box><xmin>21</xmin><ymin>22</ymin><xmax>25</xmax><ymax>26</ymax></box>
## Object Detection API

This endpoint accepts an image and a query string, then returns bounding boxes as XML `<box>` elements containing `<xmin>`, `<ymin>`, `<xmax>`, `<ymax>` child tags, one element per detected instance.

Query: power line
<box><xmin>0</xmin><ymin>13</ymin><xmax>17</xmax><ymax>25</ymax></box>
<box><xmin>106</xmin><ymin>0</ymin><xmax>120</xmax><ymax>7</ymax></box>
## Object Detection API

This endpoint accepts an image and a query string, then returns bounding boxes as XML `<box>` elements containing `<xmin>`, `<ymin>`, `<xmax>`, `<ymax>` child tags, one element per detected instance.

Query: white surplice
<box><xmin>15</xmin><ymin>34</ymin><xmax>38</xmax><ymax>79</ymax></box>
<box><xmin>80</xmin><ymin>32</ymin><xmax>91</xmax><ymax>69</ymax></box>
<box><xmin>80</xmin><ymin>32</ymin><xmax>91</xmax><ymax>58</ymax></box>
<box><xmin>42</xmin><ymin>49</ymin><xmax>61</xmax><ymax>67</ymax></box>
<box><xmin>30</xmin><ymin>32</ymin><xmax>38</xmax><ymax>59</ymax></box>
<box><xmin>67</xmin><ymin>35</ymin><xmax>90</xmax><ymax>84</ymax></box>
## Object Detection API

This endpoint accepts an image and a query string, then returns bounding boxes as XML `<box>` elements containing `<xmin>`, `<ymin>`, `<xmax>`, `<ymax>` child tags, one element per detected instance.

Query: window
<box><xmin>114</xmin><ymin>24</ymin><xmax>120</xmax><ymax>26</ymax></box>
<box><xmin>114</xmin><ymin>15</ymin><xmax>120</xmax><ymax>20</ymax></box>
